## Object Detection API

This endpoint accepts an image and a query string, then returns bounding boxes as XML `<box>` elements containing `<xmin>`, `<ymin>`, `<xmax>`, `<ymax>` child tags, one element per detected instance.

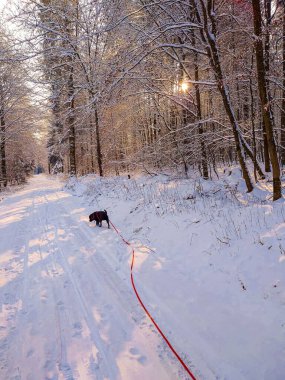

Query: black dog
<box><xmin>89</xmin><ymin>210</ymin><xmax>110</xmax><ymax>228</ymax></box>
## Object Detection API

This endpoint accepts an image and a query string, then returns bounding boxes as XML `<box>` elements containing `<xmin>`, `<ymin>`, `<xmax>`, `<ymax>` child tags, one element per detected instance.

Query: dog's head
<box><xmin>89</xmin><ymin>213</ymin><xmax>95</xmax><ymax>222</ymax></box>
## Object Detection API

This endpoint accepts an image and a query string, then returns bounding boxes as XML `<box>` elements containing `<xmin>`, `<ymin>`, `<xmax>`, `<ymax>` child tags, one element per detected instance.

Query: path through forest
<box><xmin>0</xmin><ymin>176</ymin><xmax>182</xmax><ymax>380</ymax></box>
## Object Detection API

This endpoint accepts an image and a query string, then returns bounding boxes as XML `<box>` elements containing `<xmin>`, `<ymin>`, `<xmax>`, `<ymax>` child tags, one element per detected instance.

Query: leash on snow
<box><xmin>109</xmin><ymin>220</ymin><xmax>198</xmax><ymax>380</ymax></box>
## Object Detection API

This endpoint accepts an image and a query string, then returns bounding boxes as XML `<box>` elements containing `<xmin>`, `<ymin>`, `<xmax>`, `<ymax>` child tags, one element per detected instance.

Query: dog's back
<box><xmin>89</xmin><ymin>210</ymin><xmax>110</xmax><ymax>228</ymax></box>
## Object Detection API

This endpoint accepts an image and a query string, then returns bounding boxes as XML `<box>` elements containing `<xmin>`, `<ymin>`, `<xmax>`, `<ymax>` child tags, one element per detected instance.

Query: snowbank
<box><xmin>65</xmin><ymin>170</ymin><xmax>285</xmax><ymax>380</ymax></box>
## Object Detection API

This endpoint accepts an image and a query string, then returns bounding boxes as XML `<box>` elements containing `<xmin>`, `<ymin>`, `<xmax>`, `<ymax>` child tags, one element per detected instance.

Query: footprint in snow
<box><xmin>72</xmin><ymin>322</ymin><xmax>82</xmax><ymax>337</ymax></box>
<box><xmin>56</xmin><ymin>300</ymin><xmax>65</xmax><ymax>311</ymax></box>
<box><xmin>3</xmin><ymin>293</ymin><xmax>16</xmax><ymax>304</ymax></box>
<box><xmin>129</xmin><ymin>347</ymin><xmax>139</xmax><ymax>355</ymax></box>
<box><xmin>59</xmin><ymin>363</ymin><xmax>74</xmax><ymax>380</ymax></box>
<box><xmin>129</xmin><ymin>347</ymin><xmax>147</xmax><ymax>365</ymax></box>
<box><xmin>104</xmin><ymin>304</ymin><xmax>113</xmax><ymax>312</ymax></box>
<box><xmin>40</xmin><ymin>292</ymin><xmax>48</xmax><ymax>303</ymax></box>
<box><xmin>26</xmin><ymin>348</ymin><xmax>34</xmax><ymax>358</ymax></box>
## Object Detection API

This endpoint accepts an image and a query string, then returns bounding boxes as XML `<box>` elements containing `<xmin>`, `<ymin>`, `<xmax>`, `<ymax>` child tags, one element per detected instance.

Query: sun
<box><xmin>181</xmin><ymin>81</ymin><xmax>189</xmax><ymax>92</ymax></box>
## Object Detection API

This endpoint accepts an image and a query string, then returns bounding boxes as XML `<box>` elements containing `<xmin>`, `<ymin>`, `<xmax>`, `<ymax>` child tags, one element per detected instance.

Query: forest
<box><xmin>0</xmin><ymin>0</ymin><xmax>285</xmax><ymax>198</ymax></box>
<box><xmin>1</xmin><ymin>2</ymin><xmax>285</xmax><ymax>379</ymax></box>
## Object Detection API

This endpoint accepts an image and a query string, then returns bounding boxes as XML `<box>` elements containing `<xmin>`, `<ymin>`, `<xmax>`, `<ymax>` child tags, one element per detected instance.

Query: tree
<box><xmin>0</xmin><ymin>30</ymin><xmax>37</xmax><ymax>187</ymax></box>
<box><xmin>252</xmin><ymin>0</ymin><xmax>282</xmax><ymax>200</ymax></box>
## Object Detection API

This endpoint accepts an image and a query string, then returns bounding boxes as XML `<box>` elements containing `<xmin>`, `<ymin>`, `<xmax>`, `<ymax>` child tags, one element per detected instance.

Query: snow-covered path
<box><xmin>0</xmin><ymin>176</ymin><xmax>181</xmax><ymax>380</ymax></box>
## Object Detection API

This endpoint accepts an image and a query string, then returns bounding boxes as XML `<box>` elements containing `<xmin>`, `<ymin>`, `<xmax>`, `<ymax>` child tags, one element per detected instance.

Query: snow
<box><xmin>0</xmin><ymin>172</ymin><xmax>285</xmax><ymax>379</ymax></box>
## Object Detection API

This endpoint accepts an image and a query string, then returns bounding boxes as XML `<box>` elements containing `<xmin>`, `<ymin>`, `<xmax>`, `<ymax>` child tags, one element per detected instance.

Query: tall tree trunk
<box><xmin>262</xmin><ymin>0</ymin><xmax>272</xmax><ymax>172</ymax></box>
<box><xmin>249</xmin><ymin>53</ymin><xmax>258</xmax><ymax>182</ymax></box>
<box><xmin>67</xmin><ymin>68</ymin><xmax>76</xmax><ymax>176</ymax></box>
<box><xmin>252</xmin><ymin>0</ymin><xmax>282</xmax><ymax>200</ymax></box>
<box><xmin>50</xmin><ymin>83</ymin><xmax>64</xmax><ymax>172</ymax></box>
<box><xmin>89</xmin><ymin>121</ymin><xmax>95</xmax><ymax>172</ymax></box>
<box><xmin>0</xmin><ymin>106</ymin><xmax>7</xmax><ymax>187</ymax></box>
<box><xmin>64</xmin><ymin>1</ymin><xmax>77</xmax><ymax>176</ymax></box>
<box><xmin>262</xmin><ymin>122</ymin><xmax>271</xmax><ymax>171</ymax></box>
<box><xmin>190</xmin><ymin>19</ymin><xmax>209</xmax><ymax>179</ymax></box>
<box><xmin>194</xmin><ymin>52</ymin><xmax>208</xmax><ymax>179</ymax></box>
<box><xmin>94</xmin><ymin>106</ymin><xmax>103</xmax><ymax>176</ymax></box>
<box><xmin>281</xmin><ymin>1</ymin><xmax>285</xmax><ymax>166</ymax></box>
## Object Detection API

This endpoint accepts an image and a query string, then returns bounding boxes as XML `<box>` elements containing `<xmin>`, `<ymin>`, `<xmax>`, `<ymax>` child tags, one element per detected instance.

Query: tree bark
<box><xmin>252</xmin><ymin>0</ymin><xmax>281</xmax><ymax>200</ymax></box>
<box><xmin>64</xmin><ymin>2</ymin><xmax>77</xmax><ymax>177</ymax></box>
<box><xmin>281</xmin><ymin>1</ymin><xmax>285</xmax><ymax>166</ymax></box>
<box><xmin>94</xmin><ymin>106</ymin><xmax>103</xmax><ymax>176</ymax></box>
<box><xmin>249</xmin><ymin>52</ymin><xmax>258</xmax><ymax>182</ymax></box>
<box><xmin>194</xmin><ymin>52</ymin><xmax>208</xmax><ymax>179</ymax></box>
<box><xmin>190</xmin><ymin>19</ymin><xmax>209</xmax><ymax>179</ymax></box>
<box><xmin>67</xmin><ymin>69</ymin><xmax>76</xmax><ymax>176</ymax></box>
<box><xmin>0</xmin><ymin>106</ymin><xmax>7</xmax><ymax>187</ymax></box>
<box><xmin>262</xmin><ymin>0</ymin><xmax>272</xmax><ymax>172</ymax></box>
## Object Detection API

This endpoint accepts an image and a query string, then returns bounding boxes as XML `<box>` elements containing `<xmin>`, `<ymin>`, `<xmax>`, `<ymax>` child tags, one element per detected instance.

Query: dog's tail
<box><xmin>104</xmin><ymin>209</ymin><xmax>110</xmax><ymax>228</ymax></box>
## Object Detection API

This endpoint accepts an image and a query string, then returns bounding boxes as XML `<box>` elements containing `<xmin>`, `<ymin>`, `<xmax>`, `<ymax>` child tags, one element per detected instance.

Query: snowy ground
<box><xmin>0</xmin><ymin>173</ymin><xmax>284</xmax><ymax>380</ymax></box>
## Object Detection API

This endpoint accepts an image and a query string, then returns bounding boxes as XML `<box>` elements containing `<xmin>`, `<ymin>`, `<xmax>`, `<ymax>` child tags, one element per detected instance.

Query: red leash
<box><xmin>109</xmin><ymin>220</ymin><xmax>198</xmax><ymax>380</ymax></box>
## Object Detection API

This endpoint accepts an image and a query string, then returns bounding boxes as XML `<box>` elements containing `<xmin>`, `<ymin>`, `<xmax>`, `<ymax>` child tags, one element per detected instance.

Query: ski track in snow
<box><xmin>0</xmin><ymin>176</ymin><xmax>182</xmax><ymax>380</ymax></box>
